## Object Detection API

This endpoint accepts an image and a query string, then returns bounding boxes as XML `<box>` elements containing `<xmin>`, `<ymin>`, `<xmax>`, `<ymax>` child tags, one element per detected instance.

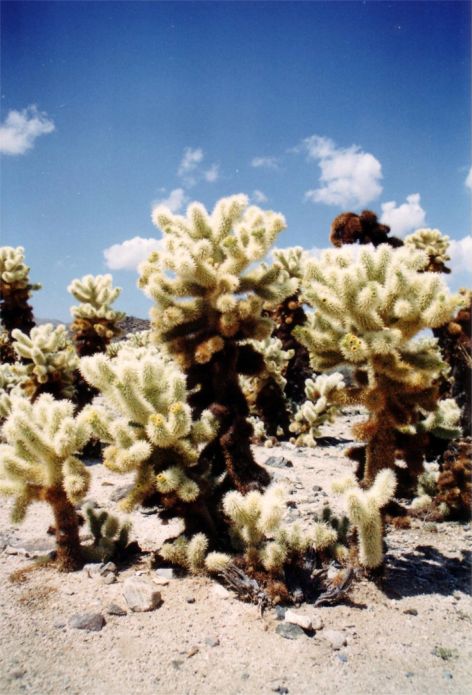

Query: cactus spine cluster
<box><xmin>404</xmin><ymin>228</ymin><xmax>451</xmax><ymax>274</ymax></box>
<box><xmin>139</xmin><ymin>195</ymin><xmax>297</xmax><ymax>492</ymax></box>
<box><xmin>0</xmin><ymin>394</ymin><xmax>91</xmax><ymax>570</ymax></box>
<box><xmin>290</xmin><ymin>372</ymin><xmax>346</xmax><ymax>447</ymax></box>
<box><xmin>68</xmin><ymin>274</ymin><xmax>125</xmax><ymax>356</ymax></box>
<box><xmin>295</xmin><ymin>244</ymin><xmax>461</xmax><ymax>487</ymax></box>
<box><xmin>11</xmin><ymin>324</ymin><xmax>78</xmax><ymax>401</ymax></box>
<box><xmin>0</xmin><ymin>246</ymin><xmax>40</xmax><ymax>362</ymax></box>
<box><xmin>80</xmin><ymin>348</ymin><xmax>220</xmax><ymax>538</ymax></box>
<box><xmin>333</xmin><ymin>469</ymin><xmax>397</xmax><ymax>568</ymax></box>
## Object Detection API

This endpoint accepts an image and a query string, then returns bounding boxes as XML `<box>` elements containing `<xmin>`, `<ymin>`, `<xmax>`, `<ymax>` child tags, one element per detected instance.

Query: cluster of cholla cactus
<box><xmin>10</xmin><ymin>324</ymin><xmax>78</xmax><ymax>401</ymax></box>
<box><xmin>329</xmin><ymin>210</ymin><xmax>403</xmax><ymax>248</ymax></box>
<box><xmin>83</xmin><ymin>505</ymin><xmax>134</xmax><ymax>562</ymax></box>
<box><xmin>269</xmin><ymin>247</ymin><xmax>313</xmax><ymax>404</ymax></box>
<box><xmin>404</xmin><ymin>228</ymin><xmax>451</xmax><ymax>274</ymax></box>
<box><xmin>0</xmin><ymin>394</ymin><xmax>91</xmax><ymax>570</ymax></box>
<box><xmin>68</xmin><ymin>274</ymin><xmax>125</xmax><ymax>356</ymax></box>
<box><xmin>80</xmin><ymin>347</ymin><xmax>221</xmax><ymax>538</ymax></box>
<box><xmin>290</xmin><ymin>372</ymin><xmax>346</xmax><ymax>447</ymax></box>
<box><xmin>0</xmin><ymin>246</ymin><xmax>40</xmax><ymax>362</ymax></box>
<box><xmin>138</xmin><ymin>195</ymin><xmax>297</xmax><ymax>492</ymax></box>
<box><xmin>295</xmin><ymin>244</ymin><xmax>461</xmax><ymax>494</ymax></box>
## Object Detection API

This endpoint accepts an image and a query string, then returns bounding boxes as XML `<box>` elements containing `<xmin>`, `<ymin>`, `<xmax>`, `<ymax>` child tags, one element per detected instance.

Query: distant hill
<box><xmin>36</xmin><ymin>316</ymin><xmax>150</xmax><ymax>335</ymax></box>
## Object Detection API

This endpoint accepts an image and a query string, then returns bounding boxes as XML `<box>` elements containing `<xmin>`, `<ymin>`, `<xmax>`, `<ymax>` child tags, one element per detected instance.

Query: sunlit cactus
<box><xmin>159</xmin><ymin>533</ymin><xmax>232</xmax><ymax>574</ymax></box>
<box><xmin>80</xmin><ymin>347</ymin><xmax>220</xmax><ymax>538</ymax></box>
<box><xmin>11</xmin><ymin>323</ymin><xmax>78</xmax><ymax>401</ymax></box>
<box><xmin>68</xmin><ymin>274</ymin><xmax>125</xmax><ymax>356</ymax></box>
<box><xmin>333</xmin><ymin>469</ymin><xmax>397</xmax><ymax>568</ymax></box>
<box><xmin>0</xmin><ymin>393</ymin><xmax>91</xmax><ymax>570</ymax></box>
<box><xmin>0</xmin><ymin>246</ymin><xmax>41</xmax><ymax>362</ymax></box>
<box><xmin>223</xmin><ymin>485</ymin><xmax>338</xmax><ymax>574</ymax></box>
<box><xmin>290</xmin><ymin>372</ymin><xmax>346</xmax><ymax>447</ymax></box>
<box><xmin>138</xmin><ymin>195</ymin><xmax>297</xmax><ymax>492</ymax></box>
<box><xmin>404</xmin><ymin>228</ymin><xmax>451</xmax><ymax>274</ymax></box>
<box><xmin>295</xmin><ymin>244</ymin><xmax>461</xmax><ymax>487</ymax></box>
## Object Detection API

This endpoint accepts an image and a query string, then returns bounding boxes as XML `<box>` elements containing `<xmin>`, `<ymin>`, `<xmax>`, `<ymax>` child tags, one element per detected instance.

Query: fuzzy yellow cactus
<box><xmin>0</xmin><ymin>393</ymin><xmax>91</xmax><ymax>570</ymax></box>
<box><xmin>223</xmin><ymin>485</ymin><xmax>338</xmax><ymax>574</ymax></box>
<box><xmin>333</xmin><ymin>469</ymin><xmax>397</xmax><ymax>568</ymax></box>
<box><xmin>11</xmin><ymin>324</ymin><xmax>78</xmax><ymax>400</ymax></box>
<box><xmin>290</xmin><ymin>372</ymin><xmax>346</xmax><ymax>446</ymax></box>
<box><xmin>295</xmin><ymin>244</ymin><xmax>461</xmax><ymax>485</ymax></box>
<box><xmin>0</xmin><ymin>246</ymin><xmax>41</xmax><ymax>361</ymax></box>
<box><xmin>138</xmin><ymin>195</ymin><xmax>298</xmax><ymax>493</ymax></box>
<box><xmin>159</xmin><ymin>533</ymin><xmax>232</xmax><ymax>574</ymax></box>
<box><xmin>404</xmin><ymin>228</ymin><xmax>451</xmax><ymax>273</ymax></box>
<box><xmin>68</xmin><ymin>274</ymin><xmax>125</xmax><ymax>356</ymax></box>
<box><xmin>80</xmin><ymin>348</ymin><xmax>219</xmax><ymax>535</ymax></box>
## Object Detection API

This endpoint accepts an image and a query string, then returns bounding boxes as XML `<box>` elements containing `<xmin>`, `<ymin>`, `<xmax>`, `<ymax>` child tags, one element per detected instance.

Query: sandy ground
<box><xmin>0</xmin><ymin>413</ymin><xmax>471</xmax><ymax>695</ymax></box>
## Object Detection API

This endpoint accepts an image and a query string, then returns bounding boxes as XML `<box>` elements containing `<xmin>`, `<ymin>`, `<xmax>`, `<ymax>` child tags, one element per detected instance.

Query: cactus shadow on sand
<box><xmin>381</xmin><ymin>545</ymin><xmax>471</xmax><ymax>599</ymax></box>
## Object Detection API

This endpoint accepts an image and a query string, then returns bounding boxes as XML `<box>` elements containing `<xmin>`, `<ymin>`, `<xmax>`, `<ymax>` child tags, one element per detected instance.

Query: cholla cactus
<box><xmin>241</xmin><ymin>337</ymin><xmax>294</xmax><ymax>438</ymax></box>
<box><xmin>0</xmin><ymin>246</ymin><xmax>41</xmax><ymax>362</ymax></box>
<box><xmin>404</xmin><ymin>228</ymin><xmax>451</xmax><ymax>274</ymax></box>
<box><xmin>83</xmin><ymin>505</ymin><xmax>133</xmax><ymax>562</ymax></box>
<box><xmin>329</xmin><ymin>210</ymin><xmax>403</xmax><ymax>248</ymax></box>
<box><xmin>159</xmin><ymin>533</ymin><xmax>232</xmax><ymax>574</ymax></box>
<box><xmin>290</xmin><ymin>373</ymin><xmax>346</xmax><ymax>446</ymax></box>
<box><xmin>415</xmin><ymin>398</ymin><xmax>462</xmax><ymax>440</ymax></box>
<box><xmin>223</xmin><ymin>486</ymin><xmax>338</xmax><ymax>574</ymax></box>
<box><xmin>295</xmin><ymin>244</ymin><xmax>461</xmax><ymax>486</ymax></box>
<box><xmin>0</xmin><ymin>394</ymin><xmax>91</xmax><ymax>570</ymax></box>
<box><xmin>80</xmin><ymin>348</ymin><xmax>220</xmax><ymax>537</ymax></box>
<box><xmin>107</xmin><ymin>330</ymin><xmax>152</xmax><ymax>357</ymax></box>
<box><xmin>139</xmin><ymin>195</ymin><xmax>297</xmax><ymax>492</ymax></box>
<box><xmin>68</xmin><ymin>274</ymin><xmax>125</xmax><ymax>356</ymax></box>
<box><xmin>269</xmin><ymin>247</ymin><xmax>313</xmax><ymax>404</ymax></box>
<box><xmin>333</xmin><ymin>469</ymin><xmax>397</xmax><ymax>568</ymax></box>
<box><xmin>0</xmin><ymin>363</ymin><xmax>27</xmax><ymax>420</ymax></box>
<box><xmin>11</xmin><ymin>324</ymin><xmax>78</xmax><ymax>400</ymax></box>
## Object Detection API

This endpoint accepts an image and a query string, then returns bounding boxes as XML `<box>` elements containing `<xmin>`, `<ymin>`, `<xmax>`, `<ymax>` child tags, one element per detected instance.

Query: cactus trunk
<box><xmin>364</xmin><ymin>419</ymin><xmax>396</xmax><ymax>487</ymax></box>
<box><xmin>45</xmin><ymin>486</ymin><xmax>83</xmax><ymax>571</ymax></box>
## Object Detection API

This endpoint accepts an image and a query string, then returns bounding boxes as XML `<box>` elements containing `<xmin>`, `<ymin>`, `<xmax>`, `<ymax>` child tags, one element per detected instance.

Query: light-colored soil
<box><xmin>1</xmin><ymin>413</ymin><xmax>471</xmax><ymax>695</ymax></box>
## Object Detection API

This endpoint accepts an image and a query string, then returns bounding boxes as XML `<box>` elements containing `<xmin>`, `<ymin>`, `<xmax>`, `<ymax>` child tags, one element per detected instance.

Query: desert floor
<box><xmin>1</xmin><ymin>412</ymin><xmax>471</xmax><ymax>695</ymax></box>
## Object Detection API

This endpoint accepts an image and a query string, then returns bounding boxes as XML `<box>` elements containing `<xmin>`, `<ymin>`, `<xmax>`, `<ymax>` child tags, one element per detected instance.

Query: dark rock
<box><xmin>403</xmin><ymin>608</ymin><xmax>418</xmax><ymax>616</ymax></box>
<box><xmin>186</xmin><ymin>597</ymin><xmax>196</xmax><ymax>604</ymax></box>
<box><xmin>107</xmin><ymin>603</ymin><xmax>127</xmax><ymax>616</ymax></box>
<box><xmin>272</xmin><ymin>687</ymin><xmax>289</xmax><ymax>694</ymax></box>
<box><xmin>69</xmin><ymin>613</ymin><xmax>106</xmax><ymax>632</ymax></box>
<box><xmin>265</xmin><ymin>456</ymin><xmax>293</xmax><ymax>469</ymax></box>
<box><xmin>275</xmin><ymin>605</ymin><xmax>287</xmax><ymax>621</ymax></box>
<box><xmin>275</xmin><ymin>623</ymin><xmax>306</xmax><ymax>640</ymax></box>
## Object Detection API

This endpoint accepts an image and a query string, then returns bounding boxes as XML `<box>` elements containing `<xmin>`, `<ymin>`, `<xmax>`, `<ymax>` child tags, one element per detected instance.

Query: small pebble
<box><xmin>442</xmin><ymin>671</ymin><xmax>454</xmax><ymax>681</ymax></box>
<box><xmin>187</xmin><ymin>646</ymin><xmax>199</xmax><ymax>658</ymax></box>
<box><xmin>241</xmin><ymin>673</ymin><xmax>250</xmax><ymax>681</ymax></box>
<box><xmin>204</xmin><ymin>636</ymin><xmax>220</xmax><ymax>647</ymax></box>
<box><xmin>323</xmin><ymin>629</ymin><xmax>347</xmax><ymax>650</ymax></box>
<box><xmin>155</xmin><ymin>567</ymin><xmax>175</xmax><ymax>580</ymax></box>
<box><xmin>284</xmin><ymin>609</ymin><xmax>312</xmax><ymax>631</ymax></box>
<box><xmin>186</xmin><ymin>597</ymin><xmax>196</xmax><ymax>604</ymax></box>
<box><xmin>403</xmin><ymin>608</ymin><xmax>418</xmax><ymax>616</ymax></box>
<box><xmin>107</xmin><ymin>603</ymin><xmax>127</xmax><ymax>616</ymax></box>
<box><xmin>336</xmin><ymin>653</ymin><xmax>348</xmax><ymax>664</ymax></box>
<box><xmin>276</xmin><ymin>623</ymin><xmax>306</xmax><ymax>640</ymax></box>
<box><xmin>102</xmin><ymin>574</ymin><xmax>117</xmax><ymax>585</ymax></box>
<box><xmin>69</xmin><ymin>613</ymin><xmax>106</xmax><ymax>632</ymax></box>
<box><xmin>405</xmin><ymin>672</ymin><xmax>415</xmax><ymax>679</ymax></box>
<box><xmin>272</xmin><ymin>687</ymin><xmax>288</xmax><ymax>694</ymax></box>
<box><xmin>53</xmin><ymin>619</ymin><xmax>66</xmax><ymax>629</ymax></box>
<box><xmin>275</xmin><ymin>605</ymin><xmax>287</xmax><ymax>621</ymax></box>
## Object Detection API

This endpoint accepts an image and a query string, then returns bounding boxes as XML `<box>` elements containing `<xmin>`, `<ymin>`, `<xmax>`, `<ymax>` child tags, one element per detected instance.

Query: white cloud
<box><xmin>204</xmin><ymin>163</ymin><xmax>219</xmax><ymax>182</ymax></box>
<box><xmin>300</xmin><ymin>135</ymin><xmax>383</xmax><ymax>208</ymax></box>
<box><xmin>380</xmin><ymin>193</ymin><xmax>426</xmax><ymax>237</ymax></box>
<box><xmin>153</xmin><ymin>187</ymin><xmax>187</xmax><ymax>213</ymax></box>
<box><xmin>465</xmin><ymin>167</ymin><xmax>472</xmax><ymax>191</ymax></box>
<box><xmin>449</xmin><ymin>236</ymin><xmax>472</xmax><ymax>275</ymax></box>
<box><xmin>104</xmin><ymin>236</ymin><xmax>163</xmax><ymax>271</ymax></box>
<box><xmin>251</xmin><ymin>156</ymin><xmax>279</xmax><ymax>170</ymax></box>
<box><xmin>0</xmin><ymin>105</ymin><xmax>55</xmax><ymax>155</ymax></box>
<box><xmin>252</xmin><ymin>189</ymin><xmax>268</xmax><ymax>204</ymax></box>
<box><xmin>178</xmin><ymin>147</ymin><xmax>203</xmax><ymax>177</ymax></box>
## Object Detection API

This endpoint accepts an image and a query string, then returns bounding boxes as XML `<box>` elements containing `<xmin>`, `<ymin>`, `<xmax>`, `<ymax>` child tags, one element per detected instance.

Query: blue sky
<box><xmin>1</xmin><ymin>1</ymin><xmax>470</xmax><ymax>320</ymax></box>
